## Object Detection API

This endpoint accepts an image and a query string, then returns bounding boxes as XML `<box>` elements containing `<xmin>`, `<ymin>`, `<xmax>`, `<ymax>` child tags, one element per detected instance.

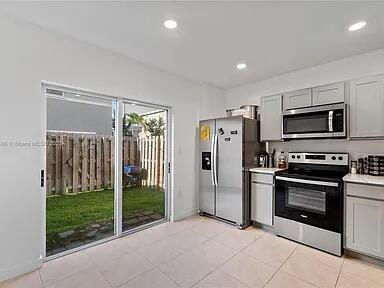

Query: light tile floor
<box><xmin>1</xmin><ymin>215</ymin><xmax>384</xmax><ymax>288</ymax></box>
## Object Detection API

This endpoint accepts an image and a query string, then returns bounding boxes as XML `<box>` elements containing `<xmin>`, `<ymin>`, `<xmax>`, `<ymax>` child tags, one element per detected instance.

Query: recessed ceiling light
<box><xmin>348</xmin><ymin>21</ymin><xmax>367</xmax><ymax>31</ymax></box>
<box><xmin>164</xmin><ymin>19</ymin><xmax>178</xmax><ymax>30</ymax></box>
<box><xmin>236</xmin><ymin>63</ymin><xmax>247</xmax><ymax>70</ymax></box>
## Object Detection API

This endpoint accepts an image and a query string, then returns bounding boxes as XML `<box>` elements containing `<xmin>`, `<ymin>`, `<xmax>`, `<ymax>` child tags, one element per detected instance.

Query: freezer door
<box><xmin>199</xmin><ymin>120</ymin><xmax>216</xmax><ymax>215</ymax></box>
<box><xmin>215</xmin><ymin>117</ymin><xmax>243</xmax><ymax>224</ymax></box>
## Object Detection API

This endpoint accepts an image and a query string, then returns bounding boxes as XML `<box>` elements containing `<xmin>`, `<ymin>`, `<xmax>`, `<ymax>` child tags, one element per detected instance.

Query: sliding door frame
<box><xmin>42</xmin><ymin>81</ymin><xmax>172</xmax><ymax>260</ymax></box>
<box><xmin>120</xmin><ymin>100</ymin><xmax>171</xmax><ymax>236</ymax></box>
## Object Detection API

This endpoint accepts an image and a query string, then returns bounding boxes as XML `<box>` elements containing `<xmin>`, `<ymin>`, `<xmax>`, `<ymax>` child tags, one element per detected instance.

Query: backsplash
<box><xmin>267</xmin><ymin>139</ymin><xmax>384</xmax><ymax>166</ymax></box>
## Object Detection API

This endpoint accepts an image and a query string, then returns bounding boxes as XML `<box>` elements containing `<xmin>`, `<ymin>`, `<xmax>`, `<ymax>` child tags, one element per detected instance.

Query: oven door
<box><xmin>275</xmin><ymin>176</ymin><xmax>342</xmax><ymax>233</ymax></box>
<box><xmin>282</xmin><ymin>104</ymin><xmax>346</xmax><ymax>139</ymax></box>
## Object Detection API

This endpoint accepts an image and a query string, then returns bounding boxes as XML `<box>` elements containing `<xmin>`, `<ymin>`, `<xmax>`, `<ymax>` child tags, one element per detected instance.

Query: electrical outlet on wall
<box><xmin>178</xmin><ymin>189</ymin><xmax>182</xmax><ymax>198</ymax></box>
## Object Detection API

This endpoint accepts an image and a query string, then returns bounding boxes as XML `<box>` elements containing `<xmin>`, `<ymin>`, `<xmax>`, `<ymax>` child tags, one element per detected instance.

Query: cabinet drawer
<box><xmin>251</xmin><ymin>173</ymin><xmax>274</xmax><ymax>184</ymax></box>
<box><xmin>346</xmin><ymin>183</ymin><xmax>384</xmax><ymax>201</ymax></box>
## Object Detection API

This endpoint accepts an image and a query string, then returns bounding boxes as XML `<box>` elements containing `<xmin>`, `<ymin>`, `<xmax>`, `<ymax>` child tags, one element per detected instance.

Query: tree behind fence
<box><xmin>46</xmin><ymin>132</ymin><xmax>165</xmax><ymax>196</ymax></box>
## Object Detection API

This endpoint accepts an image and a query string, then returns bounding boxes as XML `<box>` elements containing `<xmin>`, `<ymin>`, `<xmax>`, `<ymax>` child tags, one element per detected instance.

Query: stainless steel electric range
<box><xmin>274</xmin><ymin>152</ymin><xmax>349</xmax><ymax>256</ymax></box>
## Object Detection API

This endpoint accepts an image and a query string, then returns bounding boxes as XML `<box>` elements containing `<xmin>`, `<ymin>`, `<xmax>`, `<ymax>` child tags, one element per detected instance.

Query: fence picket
<box><xmin>73</xmin><ymin>135</ymin><xmax>80</xmax><ymax>193</ymax></box>
<box><xmin>96</xmin><ymin>137</ymin><xmax>102</xmax><ymax>190</ymax></box>
<box><xmin>81</xmin><ymin>136</ymin><xmax>88</xmax><ymax>191</ymax></box>
<box><xmin>89</xmin><ymin>136</ymin><xmax>96</xmax><ymax>191</ymax></box>
<box><xmin>55</xmin><ymin>133</ymin><xmax>62</xmax><ymax>195</ymax></box>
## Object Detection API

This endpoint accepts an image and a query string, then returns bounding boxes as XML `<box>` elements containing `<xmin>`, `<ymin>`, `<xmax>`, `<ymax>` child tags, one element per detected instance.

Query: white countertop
<box><xmin>343</xmin><ymin>173</ymin><xmax>384</xmax><ymax>186</ymax></box>
<box><xmin>249</xmin><ymin>167</ymin><xmax>286</xmax><ymax>174</ymax></box>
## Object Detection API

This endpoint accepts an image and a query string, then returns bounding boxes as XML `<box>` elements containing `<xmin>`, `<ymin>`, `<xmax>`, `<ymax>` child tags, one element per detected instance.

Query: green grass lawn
<box><xmin>46</xmin><ymin>186</ymin><xmax>165</xmax><ymax>234</ymax></box>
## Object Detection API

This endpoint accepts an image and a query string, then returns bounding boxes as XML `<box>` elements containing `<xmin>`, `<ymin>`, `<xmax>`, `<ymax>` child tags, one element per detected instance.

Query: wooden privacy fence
<box><xmin>46</xmin><ymin>132</ymin><xmax>165</xmax><ymax>195</ymax></box>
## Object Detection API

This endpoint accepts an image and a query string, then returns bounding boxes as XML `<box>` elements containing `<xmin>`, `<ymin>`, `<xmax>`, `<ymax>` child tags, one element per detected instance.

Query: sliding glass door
<box><xmin>121</xmin><ymin>102</ymin><xmax>167</xmax><ymax>232</ymax></box>
<box><xmin>45</xmin><ymin>88</ymin><xmax>116</xmax><ymax>257</ymax></box>
<box><xmin>44</xmin><ymin>85</ymin><xmax>169</xmax><ymax>258</ymax></box>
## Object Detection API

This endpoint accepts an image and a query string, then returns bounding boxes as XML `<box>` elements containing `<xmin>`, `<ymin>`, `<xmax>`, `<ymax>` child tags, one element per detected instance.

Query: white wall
<box><xmin>199</xmin><ymin>83</ymin><xmax>226</xmax><ymax>120</ymax></box>
<box><xmin>0</xmin><ymin>14</ymin><xmax>225</xmax><ymax>281</ymax></box>
<box><xmin>226</xmin><ymin>49</ymin><xmax>384</xmax><ymax>107</ymax></box>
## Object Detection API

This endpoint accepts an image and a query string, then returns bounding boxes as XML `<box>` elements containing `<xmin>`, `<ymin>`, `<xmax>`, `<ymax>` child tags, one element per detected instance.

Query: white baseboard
<box><xmin>0</xmin><ymin>258</ymin><xmax>42</xmax><ymax>283</ymax></box>
<box><xmin>171</xmin><ymin>208</ymin><xmax>198</xmax><ymax>222</ymax></box>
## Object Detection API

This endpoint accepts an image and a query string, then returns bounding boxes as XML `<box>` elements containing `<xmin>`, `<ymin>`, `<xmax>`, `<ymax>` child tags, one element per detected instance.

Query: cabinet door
<box><xmin>312</xmin><ymin>82</ymin><xmax>345</xmax><ymax>106</ymax></box>
<box><xmin>346</xmin><ymin>196</ymin><xmax>384</xmax><ymax>258</ymax></box>
<box><xmin>260</xmin><ymin>95</ymin><xmax>282</xmax><ymax>141</ymax></box>
<box><xmin>350</xmin><ymin>74</ymin><xmax>384</xmax><ymax>138</ymax></box>
<box><xmin>284</xmin><ymin>88</ymin><xmax>312</xmax><ymax>110</ymax></box>
<box><xmin>251</xmin><ymin>182</ymin><xmax>273</xmax><ymax>226</ymax></box>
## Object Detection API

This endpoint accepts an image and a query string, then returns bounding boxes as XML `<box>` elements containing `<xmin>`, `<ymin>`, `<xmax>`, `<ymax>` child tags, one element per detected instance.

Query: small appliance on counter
<box><xmin>274</xmin><ymin>152</ymin><xmax>349</xmax><ymax>256</ymax></box>
<box><xmin>368</xmin><ymin>155</ymin><xmax>384</xmax><ymax>176</ymax></box>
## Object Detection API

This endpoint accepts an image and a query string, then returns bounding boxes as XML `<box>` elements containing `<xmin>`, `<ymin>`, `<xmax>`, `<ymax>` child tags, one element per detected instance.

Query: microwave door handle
<box><xmin>328</xmin><ymin>111</ymin><xmax>333</xmax><ymax>132</ymax></box>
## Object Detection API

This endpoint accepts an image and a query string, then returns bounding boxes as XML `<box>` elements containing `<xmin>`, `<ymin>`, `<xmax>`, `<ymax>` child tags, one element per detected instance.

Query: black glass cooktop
<box><xmin>276</xmin><ymin>163</ymin><xmax>349</xmax><ymax>182</ymax></box>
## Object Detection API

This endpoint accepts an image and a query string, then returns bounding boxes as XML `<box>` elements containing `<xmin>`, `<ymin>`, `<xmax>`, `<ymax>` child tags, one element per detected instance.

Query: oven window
<box><xmin>283</xmin><ymin>111</ymin><xmax>329</xmax><ymax>134</ymax></box>
<box><xmin>286</xmin><ymin>187</ymin><xmax>326</xmax><ymax>214</ymax></box>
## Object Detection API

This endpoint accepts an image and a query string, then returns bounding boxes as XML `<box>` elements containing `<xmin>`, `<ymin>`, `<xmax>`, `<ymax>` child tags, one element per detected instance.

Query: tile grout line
<box><xmin>127</xmin><ymin>217</ymin><xmax>219</xmax><ymax>288</ymax></box>
<box><xmin>334</xmin><ymin>257</ymin><xmax>346</xmax><ymax>288</ymax></box>
<box><xmin>39</xmin><ymin>252</ymin><xmax>98</xmax><ymax>288</ymax></box>
<box><xmin>160</xmin><ymin>221</ymin><xmax>253</xmax><ymax>288</ymax></box>
<box><xmin>193</xmin><ymin>229</ymin><xmax>267</xmax><ymax>288</ymax></box>
<box><xmin>80</xmin><ymin>251</ymin><xmax>113</xmax><ymax>288</ymax></box>
<box><xmin>276</xmin><ymin>245</ymin><xmax>339</xmax><ymax>288</ymax></box>
<box><xmin>262</xmin><ymin>241</ymin><xmax>300</xmax><ymax>288</ymax></box>
<box><xmin>38</xmin><ymin>269</ymin><xmax>43</xmax><ymax>288</ymax></box>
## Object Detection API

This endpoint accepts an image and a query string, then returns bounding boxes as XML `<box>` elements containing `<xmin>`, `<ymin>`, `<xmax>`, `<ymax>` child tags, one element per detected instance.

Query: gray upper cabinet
<box><xmin>349</xmin><ymin>74</ymin><xmax>384</xmax><ymax>138</ymax></box>
<box><xmin>312</xmin><ymin>82</ymin><xmax>345</xmax><ymax>106</ymax></box>
<box><xmin>283</xmin><ymin>88</ymin><xmax>311</xmax><ymax>110</ymax></box>
<box><xmin>260</xmin><ymin>94</ymin><xmax>282</xmax><ymax>141</ymax></box>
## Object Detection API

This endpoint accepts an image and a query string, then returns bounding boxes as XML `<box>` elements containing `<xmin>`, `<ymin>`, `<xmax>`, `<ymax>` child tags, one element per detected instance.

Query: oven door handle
<box><xmin>275</xmin><ymin>176</ymin><xmax>339</xmax><ymax>187</ymax></box>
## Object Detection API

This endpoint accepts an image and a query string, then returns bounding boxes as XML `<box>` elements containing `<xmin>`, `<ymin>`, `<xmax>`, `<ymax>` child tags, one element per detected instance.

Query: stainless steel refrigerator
<box><xmin>199</xmin><ymin>116</ymin><xmax>260</xmax><ymax>228</ymax></box>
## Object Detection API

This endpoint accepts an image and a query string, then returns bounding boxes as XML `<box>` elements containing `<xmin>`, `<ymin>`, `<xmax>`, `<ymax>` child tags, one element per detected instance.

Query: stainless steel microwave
<box><xmin>282</xmin><ymin>103</ymin><xmax>346</xmax><ymax>139</ymax></box>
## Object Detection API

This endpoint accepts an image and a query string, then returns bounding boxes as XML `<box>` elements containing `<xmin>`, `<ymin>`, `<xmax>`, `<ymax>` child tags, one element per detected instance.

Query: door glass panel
<box><xmin>286</xmin><ymin>187</ymin><xmax>326</xmax><ymax>214</ymax></box>
<box><xmin>283</xmin><ymin>111</ymin><xmax>329</xmax><ymax>134</ymax></box>
<box><xmin>46</xmin><ymin>90</ymin><xmax>115</xmax><ymax>256</ymax></box>
<box><xmin>122</xmin><ymin>103</ymin><xmax>166</xmax><ymax>232</ymax></box>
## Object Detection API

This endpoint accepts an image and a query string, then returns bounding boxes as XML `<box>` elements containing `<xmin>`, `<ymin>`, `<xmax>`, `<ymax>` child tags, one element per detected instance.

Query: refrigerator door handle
<box><xmin>214</xmin><ymin>134</ymin><xmax>218</xmax><ymax>186</ymax></box>
<box><xmin>210</xmin><ymin>134</ymin><xmax>215</xmax><ymax>186</ymax></box>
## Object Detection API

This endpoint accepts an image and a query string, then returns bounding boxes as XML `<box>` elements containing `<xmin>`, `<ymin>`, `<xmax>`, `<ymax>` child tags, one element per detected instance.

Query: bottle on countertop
<box><xmin>357</xmin><ymin>158</ymin><xmax>364</xmax><ymax>174</ymax></box>
<box><xmin>278</xmin><ymin>151</ymin><xmax>287</xmax><ymax>169</ymax></box>
<box><xmin>268</xmin><ymin>149</ymin><xmax>276</xmax><ymax>168</ymax></box>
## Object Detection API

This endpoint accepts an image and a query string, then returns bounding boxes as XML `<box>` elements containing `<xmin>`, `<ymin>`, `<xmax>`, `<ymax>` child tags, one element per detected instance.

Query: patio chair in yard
<box><xmin>123</xmin><ymin>165</ymin><xmax>147</xmax><ymax>187</ymax></box>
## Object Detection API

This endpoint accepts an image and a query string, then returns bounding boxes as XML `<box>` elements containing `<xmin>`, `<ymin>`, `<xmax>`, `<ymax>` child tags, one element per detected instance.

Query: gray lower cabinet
<box><xmin>312</xmin><ymin>82</ymin><xmax>345</xmax><ymax>106</ymax></box>
<box><xmin>260</xmin><ymin>95</ymin><xmax>282</xmax><ymax>141</ymax></box>
<box><xmin>349</xmin><ymin>74</ymin><xmax>384</xmax><ymax>138</ymax></box>
<box><xmin>251</xmin><ymin>173</ymin><xmax>273</xmax><ymax>226</ymax></box>
<box><xmin>345</xmin><ymin>183</ymin><xmax>384</xmax><ymax>259</ymax></box>
<box><xmin>283</xmin><ymin>88</ymin><xmax>312</xmax><ymax>110</ymax></box>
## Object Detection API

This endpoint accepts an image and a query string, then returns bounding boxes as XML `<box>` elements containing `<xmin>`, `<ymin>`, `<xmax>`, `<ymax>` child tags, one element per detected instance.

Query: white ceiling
<box><xmin>1</xmin><ymin>1</ymin><xmax>384</xmax><ymax>88</ymax></box>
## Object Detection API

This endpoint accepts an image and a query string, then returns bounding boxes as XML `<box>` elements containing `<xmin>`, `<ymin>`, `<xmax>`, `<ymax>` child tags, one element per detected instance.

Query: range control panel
<box><xmin>288</xmin><ymin>152</ymin><xmax>349</xmax><ymax>166</ymax></box>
